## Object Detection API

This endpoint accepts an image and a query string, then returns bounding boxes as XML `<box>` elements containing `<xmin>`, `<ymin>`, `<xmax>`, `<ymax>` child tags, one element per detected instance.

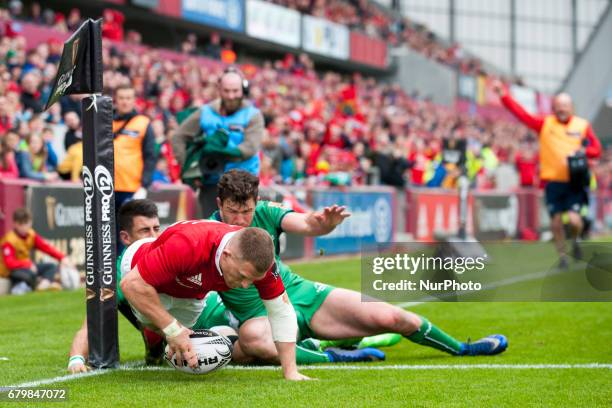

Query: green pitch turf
<box><xmin>0</xmin><ymin>256</ymin><xmax>611</xmax><ymax>407</ymax></box>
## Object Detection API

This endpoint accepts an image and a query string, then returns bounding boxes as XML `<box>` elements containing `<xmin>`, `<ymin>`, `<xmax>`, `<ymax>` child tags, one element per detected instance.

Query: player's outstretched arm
<box><xmin>67</xmin><ymin>318</ymin><xmax>90</xmax><ymax>374</ymax></box>
<box><xmin>276</xmin><ymin>342</ymin><xmax>310</xmax><ymax>381</ymax></box>
<box><xmin>281</xmin><ymin>205</ymin><xmax>351</xmax><ymax>237</ymax></box>
<box><xmin>262</xmin><ymin>292</ymin><xmax>310</xmax><ymax>380</ymax></box>
<box><xmin>121</xmin><ymin>266</ymin><xmax>198</xmax><ymax>369</ymax></box>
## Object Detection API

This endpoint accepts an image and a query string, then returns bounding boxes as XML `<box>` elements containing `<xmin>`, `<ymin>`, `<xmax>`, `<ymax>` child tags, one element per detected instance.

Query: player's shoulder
<box><xmin>257</xmin><ymin>200</ymin><xmax>291</xmax><ymax>212</ymax></box>
<box><xmin>171</xmin><ymin>219</ymin><xmax>241</xmax><ymax>237</ymax></box>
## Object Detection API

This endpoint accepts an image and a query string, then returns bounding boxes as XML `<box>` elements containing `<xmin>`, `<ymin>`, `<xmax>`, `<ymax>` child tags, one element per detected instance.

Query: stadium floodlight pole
<box><xmin>44</xmin><ymin>18</ymin><xmax>119</xmax><ymax>368</ymax></box>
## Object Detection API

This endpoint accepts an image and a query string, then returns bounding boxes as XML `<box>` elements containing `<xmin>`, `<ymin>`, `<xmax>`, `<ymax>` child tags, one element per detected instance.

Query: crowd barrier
<box><xmin>404</xmin><ymin>186</ymin><xmax>610</xmax><ymax>241</ymax></box>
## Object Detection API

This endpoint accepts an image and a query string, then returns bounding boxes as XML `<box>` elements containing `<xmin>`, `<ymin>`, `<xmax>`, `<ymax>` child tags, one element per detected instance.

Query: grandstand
<box><xmin>0</xmin><ymin>0</ymin><xmax>611</xmax><ymax>406</ymax></box>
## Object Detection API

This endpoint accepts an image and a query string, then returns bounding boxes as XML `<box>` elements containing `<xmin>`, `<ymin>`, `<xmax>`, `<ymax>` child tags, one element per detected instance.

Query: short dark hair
<box><xmin>114</xmin><ymin>84</ymin><xmax>135</xmax><ymax>96</ymax></box>
<box><xmin>217</xmin><ymin>169</ymin><xmax>259</xmax><ymax>204</ymax></box>
<box><xmin>235</xmin><ymin>227</ymin><xmax>274</xmax><ymax>275</ymax></box>
<box><xmin>13</xmin><ymin>208</ymin><xmax>32</xmax><ymax>224</ymax></box>
<box><xmin>118</xmin><ymin>199</ymin><xmax>159</xmax><ymax>232</ymax></box>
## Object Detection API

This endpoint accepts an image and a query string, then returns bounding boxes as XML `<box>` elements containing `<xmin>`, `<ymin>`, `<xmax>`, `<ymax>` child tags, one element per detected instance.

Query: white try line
<box><xmin>6</xmin><ymin>363</ymin><xmax>612</xmax><ymax>388</ymax></box>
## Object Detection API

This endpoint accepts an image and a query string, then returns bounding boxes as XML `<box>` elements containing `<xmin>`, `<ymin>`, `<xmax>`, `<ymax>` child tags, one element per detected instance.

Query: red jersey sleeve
<box><xmin>34</xmin><ymin>234</ymin><xmax>64</xmax><ymax>261</ymax></box>
<box><xmin>254</xmin><ymin>262</ymin><xmax>286</xmax><ymax>300</ymax></box>
<box><xmin>2</xmin><ymin>242</ymin><xmax>33</xmax><ymax>270</ymax></box>
<box><xmin>584</xmin><ymin>125</ymin><xmax>602</xmax><ymax>159</ymax></box>
<box><xmin>137</xmin><ymin>232</ymin><xmax>197</xmax><ymax>288</ymax></box>
<box><xmin>501</xmin><ymin>93</ymin><xmax>545</xmax><ymax>133</ymax></box>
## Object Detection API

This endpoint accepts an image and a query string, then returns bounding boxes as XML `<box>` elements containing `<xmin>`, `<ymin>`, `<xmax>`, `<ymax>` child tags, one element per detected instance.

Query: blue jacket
<box><xmin>199</xmin><ymin>103</ymin><xmax>260</xmax><ymax>181</ymax></box>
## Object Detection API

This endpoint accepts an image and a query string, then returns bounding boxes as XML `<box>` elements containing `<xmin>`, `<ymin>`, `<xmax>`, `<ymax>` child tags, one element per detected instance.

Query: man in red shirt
<box><xmin>120</xmin><ymin>221</ymin><xmax>308</xmax><ymax>380</ymax></box>
<box><xmin>493</xmin><ymin>81</ymin><xmax>602</xmax><ymax>267</ymax></box>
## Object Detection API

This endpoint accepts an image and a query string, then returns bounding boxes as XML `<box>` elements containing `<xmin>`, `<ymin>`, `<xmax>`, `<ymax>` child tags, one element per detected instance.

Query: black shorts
<box><xmin>544</xmin><ymin>181</ymin><xmax>587</xmax><ymax>216</ymax></box>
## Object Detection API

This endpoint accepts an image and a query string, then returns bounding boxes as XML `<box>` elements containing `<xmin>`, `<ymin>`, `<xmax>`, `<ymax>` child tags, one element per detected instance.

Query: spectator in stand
<box><xmin>0</xmin><ymin>208</ymin><xmax>74</xmax><ymax>295</ymax></box>
<box><xmin>101</xmin><ymin>9</ymin><xmax>124</xmax><ymax>42</ymax></box>
<box><xmin>63</xmin><ymin>111</ymin><xmax>81</xmax><ymax>151</ymax></box>
<box><xmin>7</xmin><ymin>0</ymin><xmax>23</xmax><ymax>20</ymax></box>
<box><xmin>60</xmin><ymin>94</ymin><xmax>82</xmax><ymax>117</ymax></box>
<box><xmin>494</xmin><ymin>81</ymin><xmax>602</xmax><ymax>268</ymax></box>
<box><xmin>0</xmin><ymin>137</ymin><xmax>19</xmax><ymax>178</ymax></box>
<box><xmin>515</xmin><ymin>140</ymin><xmax>539</xmax><ymax>188</ymax></box>
<box><xmin>57</xmin><ymin>133</ymin><xmax>82</xmax><ymax>182</ymax></box>
<box><xmin>112</xmin><ymin>84</ymin><xmax>156</xmax><ymax>213</ymax></box>
<box><xmin>18</xmin><ymin>132</ymin><xmax>56</xmax><ymax>179</ymax></box>
<box><xmin>28</xmin><ymin>2</ymin><xmax>43</xmax><ymax>25</ymax></box>
<box><xmin>12</xmin><ymin>131</ymin><xmax>57</xmax><ymax>181</ymax></box>
<box><xmin>0</xmin><ymin>95</ymin><xmax>15</xmax><ymax>133</ymax></box>
<box><xmin>19</xmin><ymin>71</ymin><xmax>43</xmax><ymax>113</ymax></box>
<box><xmin>204</xmin><ymin>32</ymin><xmax>222</xmax><ymax>60</ymax></box>
<box><xmin>66</xmin><ymin>8</ymin><xmax>82</xmax><ymax>32</ymax></box>
<box><xmin>151</xmin><ymin>156</ymin><xmax>171</xmax><ymax>184</ymax></box>
<box><xmin>40</xmin><ymin>126</ymin><xmax>58</xmax><ymax>169</ymax></box>
<box><xmin>51</xmin><ymin>12</ymin><xmax>67</xmax><ymax>33</ymax></box>
<box><xmin>220</xmin><ymin>40</ymin><xmax>237</xmax><ymax>65</ymax></box>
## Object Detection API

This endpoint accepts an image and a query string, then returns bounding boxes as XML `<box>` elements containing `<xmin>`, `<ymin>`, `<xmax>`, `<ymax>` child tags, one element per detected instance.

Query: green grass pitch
<box><xmin>0</xmin><ymin>256</ymin><xmax>611</xmax><ymax>407</ymax></box>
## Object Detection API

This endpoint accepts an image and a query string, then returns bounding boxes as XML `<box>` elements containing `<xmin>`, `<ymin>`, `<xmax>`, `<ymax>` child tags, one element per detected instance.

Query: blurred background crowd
<box><xmin>0</xmin><ymin>0</ymin><xmax>610</xmax><ymax>195</ymax></box>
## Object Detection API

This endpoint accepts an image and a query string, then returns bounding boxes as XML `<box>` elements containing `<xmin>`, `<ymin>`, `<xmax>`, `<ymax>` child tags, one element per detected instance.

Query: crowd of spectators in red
<box><xmin>271</xmin><ymin>0</ymin><xmax>486</xmax><ymax>77</ymax></box>
<box><xmin>0</xmin><ymin>3</ymin><xmax>610</xmax><ymax>197</ymax></box>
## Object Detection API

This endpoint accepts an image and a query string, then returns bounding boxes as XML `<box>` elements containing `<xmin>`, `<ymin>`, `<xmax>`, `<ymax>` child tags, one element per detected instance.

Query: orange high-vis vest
<box><xmin>539</xmin><ymin>115</ymin><xmax>589</xmax><ymax>182</ymax></box>
<box><xmin>0</xmin><ymin>229</ymin><xmax>35</xmax><ymax>278</ymax></box>
<box><xmin>112</xmin><ymin>115</ymin><xmax>150</xmax><ymax>192</ymax></box>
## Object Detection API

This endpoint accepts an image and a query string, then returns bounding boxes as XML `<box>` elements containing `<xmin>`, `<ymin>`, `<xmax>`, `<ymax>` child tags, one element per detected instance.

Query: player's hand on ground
<box><xmin>68</xmin><ymin>361</ymin><xmax>90</xmax><ymax>374</ymax></box>
<box><xmin>166</xmin><ymin>328</ymin><xmax>198</xmax><ymax>369</ymax></box>
<box><xmin>67</xmin><ymin>356</ymin><xmax>90</xmax><ymax>374</ymax></box>
<box><xmin>284</xmin><ymin>371</ymin><xmax>313</xmax><ymax>381</ymax></box>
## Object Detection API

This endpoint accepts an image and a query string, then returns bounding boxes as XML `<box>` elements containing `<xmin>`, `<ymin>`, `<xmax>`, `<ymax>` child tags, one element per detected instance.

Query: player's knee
<box><xmin>373</xmin><ymin>307</ymin><xmax>407</xmax><ymax>331</ymax></box>
<box><xmin>238</xmin><ymin>324</ymin><xmax>278</xmax><ymax>361</ymax></box>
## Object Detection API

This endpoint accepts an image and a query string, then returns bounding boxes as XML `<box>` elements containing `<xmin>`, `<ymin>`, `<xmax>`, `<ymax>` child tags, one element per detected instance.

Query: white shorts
<box><xmin>121</xmin><ymin>237</ymin><xmax>204</xmax><ymax>329</ymax></box>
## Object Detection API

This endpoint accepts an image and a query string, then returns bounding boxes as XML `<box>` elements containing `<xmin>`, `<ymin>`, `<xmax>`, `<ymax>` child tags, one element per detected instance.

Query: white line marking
<box><xmin>0</xmin><ymin>358</ymin><xmax>9</xmax><ymax>361</ymax></box>
<box><xmin>6</xmin><ymin>363</ymin><xmax>612</xmax><ymax>388</ymax></box>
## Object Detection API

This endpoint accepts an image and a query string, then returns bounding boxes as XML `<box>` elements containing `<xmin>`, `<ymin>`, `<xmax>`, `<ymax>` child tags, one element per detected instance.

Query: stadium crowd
<box><xmin>0</xmin><ymin>2</ymin><xmax>610</xmax><ymax>195</ymax></box>
<box><xmin>270</xmin><ymin>0</ymin><xmax>485</xmax><ymax>77</ymax></box>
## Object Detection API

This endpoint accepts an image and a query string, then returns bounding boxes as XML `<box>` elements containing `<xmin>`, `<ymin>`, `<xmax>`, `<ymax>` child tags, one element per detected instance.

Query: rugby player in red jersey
<box><xmin>120</xmin><ymin>220</ymin><xmax>308</xmax><ymax>380</ymax></box>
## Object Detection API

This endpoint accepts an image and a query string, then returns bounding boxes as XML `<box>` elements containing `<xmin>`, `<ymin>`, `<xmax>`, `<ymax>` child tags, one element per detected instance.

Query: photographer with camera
<box><xmin>493</xmin><ymin>81</ymin><xmax>602</xmax><ymax>269</ymax></box>
<box><xmin>173</xmin><ymin>67</ymin><xmax>264</xmax><ymax>217</ymax></box>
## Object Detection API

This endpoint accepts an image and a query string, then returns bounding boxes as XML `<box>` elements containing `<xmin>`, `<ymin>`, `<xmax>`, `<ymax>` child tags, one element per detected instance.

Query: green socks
<box><xmin>295</xmin><ymin>342</ymin><xmax>331</xmax><ymax>364</ymax></box>
<box><xmin>357</xmin><ymin>333</ymin><xmax>402</xmax><ymax>349</ymax></box>
<box><xmin>406</xmin><ymin>317</ymin><xmax>464</xmax><ymax>355</ymax></box>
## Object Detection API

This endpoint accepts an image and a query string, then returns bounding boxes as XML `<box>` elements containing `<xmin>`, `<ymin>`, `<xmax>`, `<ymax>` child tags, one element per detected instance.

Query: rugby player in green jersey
<box><xmin>209</xmin><ymin>170</ymin><xmax>508</xmax><ymax>365</ymax></box>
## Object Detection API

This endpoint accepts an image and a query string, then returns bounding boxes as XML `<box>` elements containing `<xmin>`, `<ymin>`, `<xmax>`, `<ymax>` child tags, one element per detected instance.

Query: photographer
<box><xmin>172</xmin><ymin>67</ymin><xmax>264</xmax><ymax>217</ymax></box>
<box><xmin>493</xmin><ymin>81</ymin><xmax>602</xmax><ymax>268</ymax></box>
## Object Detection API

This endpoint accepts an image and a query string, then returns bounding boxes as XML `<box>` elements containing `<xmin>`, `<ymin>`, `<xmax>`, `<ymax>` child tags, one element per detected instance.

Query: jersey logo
<box><xmin>271</xmin><ymin>262</ymin><xmax>280</xmax><ymax>280</ymax></box>
<box><xmin>566</xmin><ymin>130</ymin><xmax>582</xmax><ymax>138</ymax></box>
<box><xmin>186</xmin><ymin>273</ymin><xmax>202</xmax><ymax>286</ymax></box>
<box><xmin>267</xmin><ymin>202</ymin><xmax>288</xmax><ymax>210</ymax></box>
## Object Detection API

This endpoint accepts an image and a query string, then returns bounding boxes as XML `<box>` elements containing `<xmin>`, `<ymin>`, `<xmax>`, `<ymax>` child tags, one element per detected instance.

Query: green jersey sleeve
<box><xmin>253</xmin><ymin>201</ymin><xmax>293</xmax><ymax>253</ymax></box>
<box><xmin>116</xmin><ymin>250</ymin><xmax>125</xmax><ymax>305</ymax></box>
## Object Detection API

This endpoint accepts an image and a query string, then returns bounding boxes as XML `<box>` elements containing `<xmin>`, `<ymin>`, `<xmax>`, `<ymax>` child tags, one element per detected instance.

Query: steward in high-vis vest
<box><xmin>112</xmin><ymin>85</ymin><xmax>156</xmax><ymax>253</ymax></box>
<box><xmin>494</xmin><ymin>81</ymin><xmax>601</xmax><ymax>268</ymax></box>
<box><xmin>112</xmin><ymin>85</ymin><xmax>156</xmax><ymax>206</ymax></box>
<box><xmin>172</xmin><ymin>67</ymin><xmax>264</xmax><ymax>217</ymax></box>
